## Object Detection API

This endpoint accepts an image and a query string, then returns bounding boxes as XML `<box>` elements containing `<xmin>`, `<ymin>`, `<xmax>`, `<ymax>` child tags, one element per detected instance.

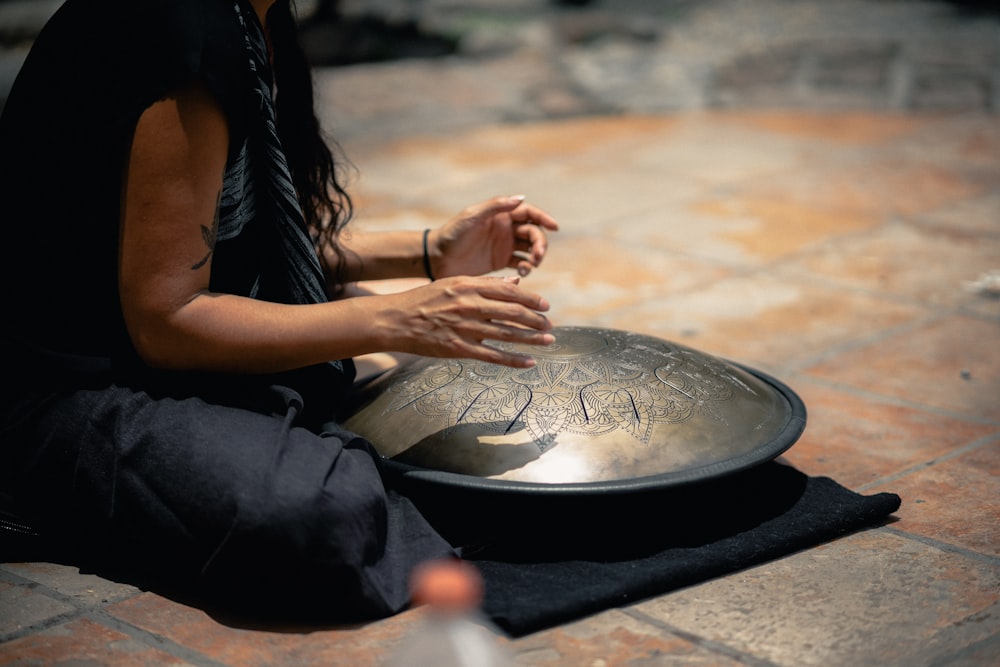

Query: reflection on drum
<box><xmin>344</xmin><ymin>326</ymin><xmax>806</xmax><ymax>495</ymax></box>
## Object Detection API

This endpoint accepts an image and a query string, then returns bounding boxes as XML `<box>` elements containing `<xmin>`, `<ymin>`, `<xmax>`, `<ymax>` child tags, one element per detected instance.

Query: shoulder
<box><xmin>141</xmin><ymin>0</ymin><xmax>258</xmax><ymax>152</ymax></box>
<box><xmin>2</xmin><ymin>0</ymin><xmax>254</xmax><ymax>166</ymax></box>
<box><xmin>29</xmin><ymin>0</ymin><xmax>247</xmax><ymax>74</ymax></box>
<box><xmin>31</xmin><ymin>0</ymin><xmax>253</xmax><ymax>137</ymax></box>
<box><xmin>135</xmin><ymin>0</ymin><xmax>248</xmax><ymax>70</ymax></box>
<box><xmin>128</xmin><ymin>0</ymin><xmax>254</xmax><ymax>125</ymax></box>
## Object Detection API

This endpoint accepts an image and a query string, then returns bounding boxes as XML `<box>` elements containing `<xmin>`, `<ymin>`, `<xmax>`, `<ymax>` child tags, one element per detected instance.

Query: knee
<box><xmin>233</xmin><ymin>444</ymin><xmax>390</xmax><ymax>566</ymax></box>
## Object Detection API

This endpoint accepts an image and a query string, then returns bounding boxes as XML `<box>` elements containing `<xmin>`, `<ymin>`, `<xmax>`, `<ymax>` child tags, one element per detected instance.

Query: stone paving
<box><xmin>2</xmin><ymin>0</ymin><xmax>999</xmax><ymax>665</ymax></box>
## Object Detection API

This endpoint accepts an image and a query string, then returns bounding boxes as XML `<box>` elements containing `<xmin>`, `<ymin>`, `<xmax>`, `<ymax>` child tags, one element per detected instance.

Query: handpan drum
<box><xmin>344</xmin><ymin>326</ymin><xmax>806</xmax><ymax>496</ymax></box>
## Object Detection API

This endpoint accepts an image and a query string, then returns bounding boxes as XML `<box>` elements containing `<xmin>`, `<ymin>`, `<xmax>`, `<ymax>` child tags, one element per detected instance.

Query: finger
<box><xmin>483</xmin><ymin>320</ymin><xmax>556</xmax><ymax>347</ymax></box>
<box><xmin>451</xmin><ymin>324</ymin><xmax>554</xmax><ymax>368</ymax></box>
<box><xmin>467</xmin><ymin>290</ymin><xmax>553</xmax><ymax>333</ymax></box>
<box><xmin>430</xmin><ymin>276</ymin><xmax>551</xmax><ymax>334</ymax></box>
<box><xmin>476</xmin><ymin>276</ymin><xmax>551</xmax><ymax>314</ymax></box>
<box><xmin>504</xmin><ymin>249</ymin><xmax>534</xmax><ymax>276</ymax></box>
<box><xmin>514</xmin><ymin>223</ymin><xmax>550</xmax><ymax>265</ymax></box>
<box><xmin>453</xmin><ymin>338</ymin><xmax>540</xmax><ymax>368</ymax></box>
<box><xmin>468</xmin><ymin>194</ymin><xmax>527</xmax><ymax>220</ymax></box>
<box><xmin>483</xmin><ymin>301</ymin><xmax>553</xmax><ymax>333</ymax></box>
<box><xmin>511</xmin><ymin>203</ymin><xmax>559</xmax><ymax>231</ymax></box>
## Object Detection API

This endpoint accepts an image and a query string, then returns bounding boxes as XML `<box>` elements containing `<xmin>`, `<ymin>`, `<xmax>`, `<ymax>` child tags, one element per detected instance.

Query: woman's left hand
<box><xmin>427</xmin><ymin>195</ymin><xmax>559</xmax><ymax>279</ymax></box>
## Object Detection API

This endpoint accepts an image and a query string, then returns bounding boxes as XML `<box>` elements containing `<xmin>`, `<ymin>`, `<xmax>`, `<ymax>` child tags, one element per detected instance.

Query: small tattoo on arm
<box><xmin>192</xmin><ymin>190</ymin><xmax>221</xmax><ymax>270</ymax></box>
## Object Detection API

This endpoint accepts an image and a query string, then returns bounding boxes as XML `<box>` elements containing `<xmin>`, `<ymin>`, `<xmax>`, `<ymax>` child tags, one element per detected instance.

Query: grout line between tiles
<box><xmin>782</xmin><ymin>371</ymin><xmax>1000</xmax><ymax>428</ymax></box>
<box><xmin>0</xmin><ymin>564</ymin><xmax>148</xmax><ymax>645</ymax></box>
<box><xmin>621</xmin><ymin>607</ymin><xmax>786</xmax><ymax>667</ymax></box>
<box><xmin>0</xmin><ymin>609</ymin><xmax>84</xmax><ymax>646</ymax></box>
<box><xmin>0</xmin><ymin>565</ymin><xmax>39</xmax><ymax>587</ymax></box>
<box><xmin>85</xmin><ymin>608</ymin><xmax>234</xmax><ymax>667</ymax></box>
<box><xmin>771</xmin><ymin>310</ymin><xmax>945</xmax><ymax>373</ymax></box>
<box><xmin>879</xmin><ymin>526</ymin><xmax>1000</xmax><ymax>569</ymax></box>
<box><xmin>857</xmin><ymin>431</ymin><xmax>1000</xmax><ymax>494</ymax></box>
<box><xmin>928</xmin><ymin>629</ymin><xmax>1000</xmax><ymax>667</ymax></box>
<box><xmin>0</xmin><ymin>569</ymin><xmax>86</xmax><ymax>644</ymax></box>
<box><xmin>2</xmin><ymin>572</ymin><xmax>347</xmax><ymax>665</ymax></box>
<box><xmin>771</xmin><ymin>262</ymin><xmax>988</xmax><ymax>317</ymax></box>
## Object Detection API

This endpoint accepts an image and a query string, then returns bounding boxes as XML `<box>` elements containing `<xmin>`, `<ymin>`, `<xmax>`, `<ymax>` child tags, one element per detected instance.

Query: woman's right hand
<box><xmin>370</xmin><ymin>274</ymin><xmax>555</xmax><ymax>368</ymax></box>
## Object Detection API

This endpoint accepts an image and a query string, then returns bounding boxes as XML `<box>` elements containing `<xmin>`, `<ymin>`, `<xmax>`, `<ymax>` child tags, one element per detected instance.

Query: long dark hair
<box><xmin>267</xmin><ymin>1</ymin><xmax>354</xmax><ymax>290</ymax></box>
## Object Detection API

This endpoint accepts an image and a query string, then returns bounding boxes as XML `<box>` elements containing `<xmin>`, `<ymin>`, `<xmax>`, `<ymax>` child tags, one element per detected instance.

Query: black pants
<box><xmin>1</xmin><ymin>373</ymin><xmax>454</xmax><ymax>621</ymax></box>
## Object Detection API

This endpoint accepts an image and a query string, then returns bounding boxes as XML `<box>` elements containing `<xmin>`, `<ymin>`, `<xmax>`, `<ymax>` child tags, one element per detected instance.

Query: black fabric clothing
<box><xmin>1</xmin><ymin>374</ymin><xmax>453</xmax><ymax>620</ymax></box>
<box><xmin>234</xmin><ymin>3</ymin><xmax>334</xmax><ymax>311</ymax></box>
<box><xmin>0</xmin><ymin>0</ymin><xmax>454</xmax><ymax>620</ymax></box>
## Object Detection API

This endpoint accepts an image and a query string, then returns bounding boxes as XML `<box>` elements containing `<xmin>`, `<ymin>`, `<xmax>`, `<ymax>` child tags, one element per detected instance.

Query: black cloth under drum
<box><xmin>391</xmin><ymin>461</ymin><xmax>902</xmax><ymax>636</ymax></box>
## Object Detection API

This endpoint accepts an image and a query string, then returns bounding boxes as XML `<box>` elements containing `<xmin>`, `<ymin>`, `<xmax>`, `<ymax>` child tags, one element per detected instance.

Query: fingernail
<box><xmin>508</xmin><ymin>194</ymin><xmax>526</xmax><ymax>203</ymax></box>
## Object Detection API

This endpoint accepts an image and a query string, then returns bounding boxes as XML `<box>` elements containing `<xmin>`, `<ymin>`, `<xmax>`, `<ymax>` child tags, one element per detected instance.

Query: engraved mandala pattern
<box><xmin>381</xmin><ymin>328</ymin><xmax>758</xmax><ymax>450</ymax></box>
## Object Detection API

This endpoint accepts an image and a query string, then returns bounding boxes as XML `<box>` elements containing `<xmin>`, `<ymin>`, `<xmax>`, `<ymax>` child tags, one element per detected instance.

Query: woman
<box><xmin>0</xmin><ymin>0</ymin><xmax>557</xmax><ymax>620</ymax></box>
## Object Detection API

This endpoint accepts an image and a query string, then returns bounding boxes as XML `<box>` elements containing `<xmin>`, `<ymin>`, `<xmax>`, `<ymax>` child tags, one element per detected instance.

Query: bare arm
<box><xmin>118</xmin><ymin>82</ymin><xmax>554</xmax><ymax>374</ymax></box>
<box><xmin>332</xmin><ymin>229</ymin><xmax>430</xmax><ymax>283</ymax></box>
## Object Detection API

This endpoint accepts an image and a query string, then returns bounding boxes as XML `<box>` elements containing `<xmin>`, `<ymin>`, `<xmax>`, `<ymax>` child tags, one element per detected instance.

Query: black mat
<box><xmin>393</xmin><ymin>461</ymin><xmax>901</xmax><ymax>637</ymax></box>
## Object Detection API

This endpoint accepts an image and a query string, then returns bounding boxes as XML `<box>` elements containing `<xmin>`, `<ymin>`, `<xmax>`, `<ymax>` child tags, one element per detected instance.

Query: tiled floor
<box><xmin>2</xmin><ymin>1</ymin><xmax>999</xmax><ymax>665</ymax></box>
<box><xmin>2</xmin><ymin>109</ymin><xmax>996</xmax><ymax>667</ymax></box>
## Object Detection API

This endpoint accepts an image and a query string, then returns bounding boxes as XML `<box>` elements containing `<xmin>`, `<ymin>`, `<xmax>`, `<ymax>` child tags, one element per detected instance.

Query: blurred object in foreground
<box><xmin>385</xmin><ymin>559</ymin><xmax>513</xmax><ymax>667</ymax></box>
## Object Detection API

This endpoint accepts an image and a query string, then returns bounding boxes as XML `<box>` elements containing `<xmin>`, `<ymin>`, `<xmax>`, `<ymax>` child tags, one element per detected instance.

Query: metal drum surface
<box><xmin>344</xmin><ymin>326</ymin><xmax>806</xmax><ymax>496</ymax></box>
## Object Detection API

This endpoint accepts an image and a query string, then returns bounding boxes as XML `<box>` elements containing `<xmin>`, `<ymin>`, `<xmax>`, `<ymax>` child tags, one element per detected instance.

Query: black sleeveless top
<box><xmin>0</xmin><ymin>0</ymin><xmax>354</xmax><ymax>394</ymax></box>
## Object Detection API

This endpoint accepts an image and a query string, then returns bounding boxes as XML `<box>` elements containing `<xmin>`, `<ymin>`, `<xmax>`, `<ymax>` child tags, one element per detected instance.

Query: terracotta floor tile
<box><xmin>869</xmin><ymin>439</ymin><xmax>1000</xmax><ymax>557</ymax></box>
<box><xmin>804</xmin><ymin>315</ymin><xmax>1000</xmax><ymax>421</ymax></box>
<box><xmin>894</xmin><ymin>114</ymin><xmax>1000</xmax><ymax>174</ymax></box>
<box><xmin>777</xmin><ymin>219</ymin><xmax>1000</xmax><ymax>317</ymax></box>
<box><xmin>631</xmin><ymin>530</ymin><xmax>1000</xmax><ymax>667</ymax></box>
<box><xmin>524</xmin><ymin>235</ymin><xmax>733</xmax><ymax>326</ymax></box>
<box><xmin>346</xmin><ymin>116</ymin><xmax>701</xmax><ymax>232</ymax></box>
<box><xmin>359</xmin><ymin>116</ymin><xmax>684</xmax><ymax>171</ymax></box>
<box><xmin>942</xmin><ymin>634</ymin><xmax>1000</xmax><ymax>667</ymax></box>
<box><xmin>624</xmin><ymin>113</ymin><xmax>813</xmax><ymax>186</ymax></box>
<box><xmin>590</xmin><ymin>274</ymin><xmax>925</xmax><ymax>369</ymax></box>
<box><xmin>727</xmin><ymin>146</ymin><xmax>987</xmax><ymax>222</ymax></box>
<box><xmin>0</xmin><ymin>580</ymin><xmax>75</xmax><ymax>639</ymax></box>
<box><xmin>778</xmin><ymin>378</ymin><xmax>998</xmax><ymax>489</ymax></box>
<box><xmin>2</xmin><ymin>561</ymin><xmax>140</xmax><ymax>606</ymax></box>
<box><xmin>509</xmin><ymin>608</ymin><xmax>749</xmax><ymax>666</ymax></box>
<box><xmin>919</xmin><ymin>191</ymin><xmax>1000</xmax><ymax>236</ymax></box>
<box><xmin>106</xmin><ymin>592</ymin><xmax>423</xmax><ymax>667</ymax></box>
<box><xmin>844</xmin><ymin>159</ymin><xmax>989</xmax><ymax>219</ymax></box>
<box><xmin>725</xmin><ymin>111</ymin><xmax>932</xmax><ymax>145</ymax></box>
<box><xmin>686</xmin><ymin>195</ymin><xmax>883</xmax><ymax>263</ymax></box>
<box><xmin>349</xmin><ymin>160</ymin><xmax>680</xmax><ymax>236</ymax></box>
<box><xmin>491</xmin><ymin>163</ymin><xmax>703</xmax><ymax>233</ymax></box>
<box><xmin>600</xmin><ymin>192</ymin><xmax>881</xmax><ymax>268</ymax></box>
<box><xmin>0</xmin><ymin>617</ymin><xmax>185</xmax><ymax>666</ymax></box>
<box><xmin>317</xmin><ymin>52</ymin><xmax>566</xmax><ymax>143</ymax></box>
